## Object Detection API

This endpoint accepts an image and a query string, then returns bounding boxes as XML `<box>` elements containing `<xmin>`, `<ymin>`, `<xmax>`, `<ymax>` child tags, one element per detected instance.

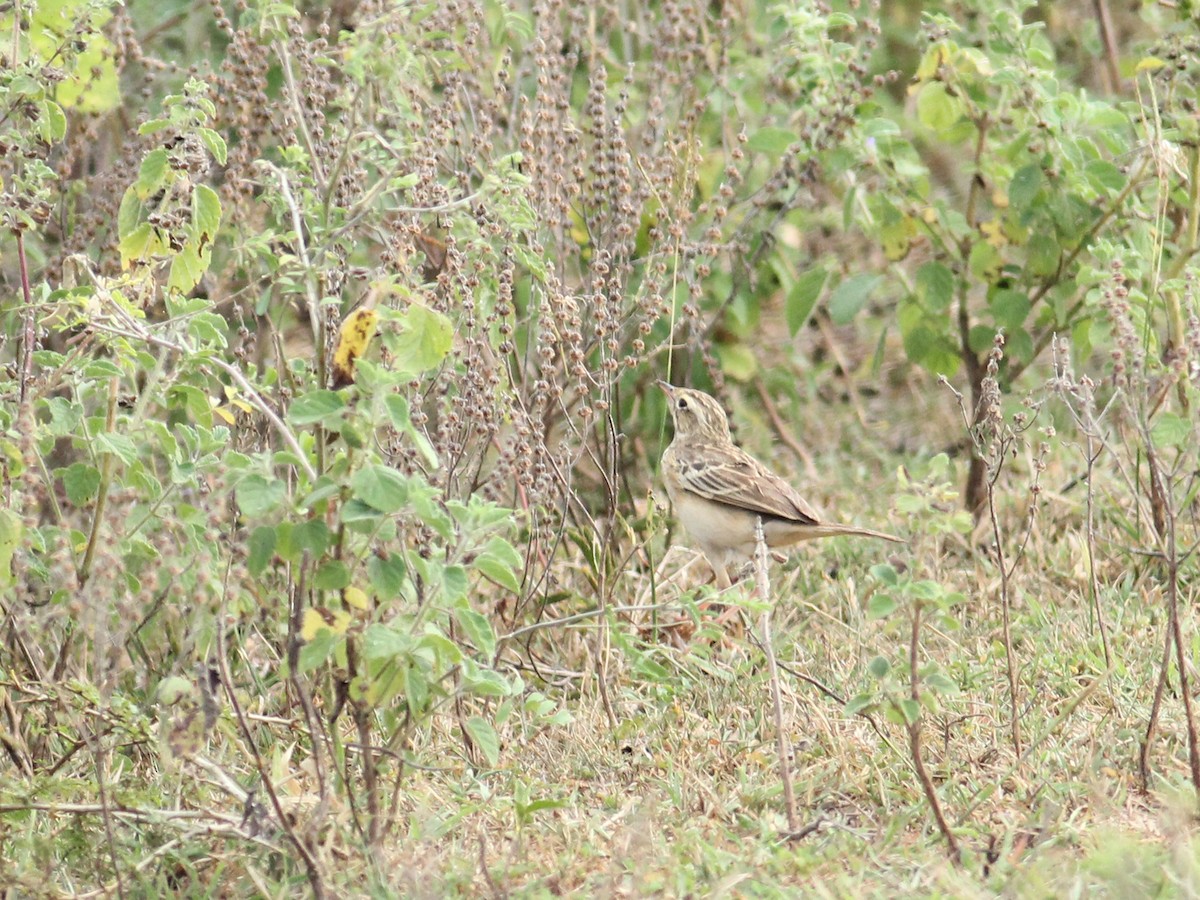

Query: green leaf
<box><xmin>236</xmin><ymin>474</ymin><xmax>287</xmax><ymax>517</ymax></box>
<box><xmin>192</xmin><ymin>184</ymin><xmax>222</xmax><ymax>239</ymax></box>
<box><xmin>364</xmin><ymin>624</ymin><xmax>411</xmax><ymax>661</ymax></box>
<box><xmin>247</xmin><ymin>525</ymin><xmax>276</xmax><ymax>576</ymax></box>
<box><xmin>199</xmin><ymin>127</ymin><xmax>228</xmax><ymax>165</ymax></box>
<box><xmin>464</xmin><ymin>716</ymin><xmax>500</xmax><ymax>766</ymax></box>
<box><xmin>475</xmin><ymin>536</ymin><xmax>523</xmax><ymax>593</ymax></box>
<box><xmin>1007</xmin><ymin>164</ymin><xmax>1043</xmax><ymax>209</ymax></box>
<box><xmin>135</xmin><ymin>149</ymin><xmax>170</xmax><ymax>198</ymax></box>
<box><xmin>404</xmin><ymin>664</ymin><xmax>430</xmax><ymax>713</ymax></box>
<box><xmin>168</xmin><ymin>243</ymin><xmax>211</xmax><ymax>294</ymax></box>
<box><xmin>968</xmin><ymin>241</ymin><xmax>1001</xmax><ymax>282</ymax></box>
<box><xmin>314</xmin><ymin>560</ymin><xmax>348</xmax><ymax>590</ymax></box>
<box><xmin>456</xmin><ymin>606</ymin><xmax>497</xmax><ymax>658</ymax></box>
<box><xmin>925</xmin><ymin>672</ymin><xmax>960</xmax><ymax>695</ymax></box>
<box><xmin>867</xmin><ymin>593</ymin><xmax>898</xmax><ymax>619</ymax></box>
<box><xmin>0</xmin><ymin>509</ymin><xmax>22</xmax><ymax>589</ymax></box>
<box><xmin>827</xmin><ymin>274</ymin><xmax>880</xmax><ymax>326</ymax></box>
<box><xmin>869</xmin><ymin>563</ymin><xmax>898</xmax><ymax>585</ymax></box>
<box><xmin>746</xmin><ymin>126</ymin><xmax>796</xmax><ymax>156</ymax></box>
<box><xmin>915</xmin><ymin>262</ymin><xmax>954</xmax><ymax>312</ymax></box>
<box><xmin>289</xmin><ymin>390</ymin><xmax>346</xmax><ymax>426</ymax></box>
<box><xmin>867</xmin><ymin>655</ymin><xmax>891</xmax><ymax>678</ymax></box>
<box><xmin>297</xmin><ymin>629</ymin><xmax>339</xmax><ymax>673</ymax></box>
<box><xmin>61</xmin><ymin>463</ymin><xmax>101</xmax><ymax>506</ymax></box>
<box><xmin>786</xmin><ymin>266</ymin><xmax>827</xmax><ymax>336</ymax></box>
<box><xmin>1152</xmin><ymin>412</ymin><xmax>1192</xmax><ymax>448</ymax></box>
<box><xmin>916</xmin><ymin>82</ymin><xmax>962</xmax><ymax>134</ymax></box>
<box><xmin>898</xmin><ymin>698</ymin><xmax>921</xmax><ymax>724</ymax></box>
<box><xmin>96</xmin><ymin>433</ymin><xmax>138</xmax><ymax>466</ymax></box>
<box><xmin>383</xmin><ymin>305</ymin><xmax>453</xmax><ymax>376</ymax></box>
<box><xmin>989</xmin><ymin>289</ymin><xmax>1030</xmax><ymax>329</ymax></box>
<box><xmin>118</xmin><ymin>222</ymin><xmax>160</xmax><ymax>262</ymax></box>
<box><xmin>368</xmin><ymin>553</ymin><xmax>407</xmax><ymax>600</ymax></box>
<box><xmin>293</xmin><ymin>518</ymin><xmax>330</xmax><ymax>556</ymax></box>
<box><xmin>443</xmin><ymin>565</ymin><xmax>468</xmax><ymax>601</ymax></box>
<box><xmin>351</xmin><ymin>464</ymin><xmax>410</xmax><ymax>514</ymax></box>
<box><xmin>1085</xmin><ymin>160</ymin><xmax>1125</xmax><ymax>194</ymax></box>
<box><xmin>186</xmin><ymin>311</ymin><xmax>228</xmax><ymax>347</ymax></box>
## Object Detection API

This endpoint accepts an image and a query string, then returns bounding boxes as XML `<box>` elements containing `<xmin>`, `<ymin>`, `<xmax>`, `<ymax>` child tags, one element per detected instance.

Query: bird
<box><xmin>658</xmin><ymin>381</ymin><xmax>902</xmax><ymax>589</ymax></box>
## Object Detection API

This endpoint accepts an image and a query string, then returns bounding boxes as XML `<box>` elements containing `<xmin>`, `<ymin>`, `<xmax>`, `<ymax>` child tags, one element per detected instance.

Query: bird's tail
<box><xmin>806</xmin><ymin>524</ymin><xmax>905</xmax><ymax>543</ymax></box>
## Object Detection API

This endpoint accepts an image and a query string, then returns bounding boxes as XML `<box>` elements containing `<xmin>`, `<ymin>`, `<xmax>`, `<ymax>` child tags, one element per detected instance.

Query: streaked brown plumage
<box><xmin>658</xmin><ymin>381</ymin><xmax>901</xmax><ymax>588</ymax></box>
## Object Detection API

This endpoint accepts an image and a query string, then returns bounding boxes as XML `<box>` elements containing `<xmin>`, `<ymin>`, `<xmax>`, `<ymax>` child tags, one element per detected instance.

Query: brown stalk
<box><xmin>906</xmin><ymin>601</ymin><xmax>961</xmax><ymax>863</ymax></box>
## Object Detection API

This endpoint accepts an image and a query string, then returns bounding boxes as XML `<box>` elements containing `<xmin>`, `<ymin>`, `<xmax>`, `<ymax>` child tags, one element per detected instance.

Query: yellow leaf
<box><xmin>344</xmin><ymin>586</ymin><xmax>370</xmax><ymax>610</ymax></box>
<box><xmin>331</xmin><ymin>307</ymin><xmax>379</xmax><ymax>388</ymax></box>
<box><xmin>213</xmin><ymin>406</ymin><xmax>236</xmax><ymax>425</ymax></box>
<box><xmin>980</xmin><ymin>219</ymin><xmax>1007</xmax><ymax>248</ymax></box>
<box><xmin>301</xmin><ymin>607</ymin><xmax>350</xmax><ymax>641</ymax></box>
<box><xmin>1136</xmin><ymin>57</ymin><xmax>1167</xmax><ymax>73</ymax></box>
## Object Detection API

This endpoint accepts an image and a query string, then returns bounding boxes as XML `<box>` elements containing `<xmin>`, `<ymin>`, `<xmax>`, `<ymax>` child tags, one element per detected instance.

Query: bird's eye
<box><xmin>677</xmin><ymin>398</ymin><xmax>688</xmax><ymax>410</ymax></box>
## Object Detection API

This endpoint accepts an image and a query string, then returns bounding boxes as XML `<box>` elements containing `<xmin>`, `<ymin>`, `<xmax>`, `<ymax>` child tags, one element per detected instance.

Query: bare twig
<box><xmin>906</xmin><ymin>602</ymin><xmax>961</xmax><ymax>863</ymax></box>
<box><xmin>755</xmin><ymin>516</ymin><xmax>799</xmax><ymax>835</ymax></box>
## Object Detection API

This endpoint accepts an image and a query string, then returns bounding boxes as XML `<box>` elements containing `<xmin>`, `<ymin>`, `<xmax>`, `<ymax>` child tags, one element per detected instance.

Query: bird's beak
<box><xmin>656</xmin><ymin>380</ymin><xmax>675</xmax><ymax>396</ymax></box>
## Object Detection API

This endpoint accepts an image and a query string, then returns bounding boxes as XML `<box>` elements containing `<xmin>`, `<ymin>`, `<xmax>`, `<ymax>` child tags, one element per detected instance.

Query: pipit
<box><xmin>658</xmin><ymin>381</ymin><xmax>902</xmax><ymax>589</ymax></box>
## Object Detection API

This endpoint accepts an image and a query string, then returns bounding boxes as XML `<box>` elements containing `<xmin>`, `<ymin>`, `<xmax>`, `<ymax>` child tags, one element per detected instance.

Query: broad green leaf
<box><xmin>289</xmin><ymin>390</ymin><xmax>346</xmax><ymax>426</ymax></box>
<box><xmin>746</xmin><ymin>126</ymin><xmax>796</xmax><ymax>156</ymax></box>
<box><xmin>0</xmin><ymin>509</ymin><xmax>21</xmax><ymax>589</ymax></box>
<box><xmin>916</xmin><ymin>262</ymin><xmax>954</xmax><ymax>312</ymax></box>
<box><xmin>968</xmin><ymin>241</ymin><xmax>1001</xmax><ymax>282</ymax></box>
<box><xmin>868</xmin><ymin>655</ymin><xmax>891</xmax><ymax>678</ymax></box>
<box><xmin>384</xmin><ymin>304</ymin><xmax>453</xmax><ymax>376</ymax></box>
<box><xmin>1152</xmin><ymin>412</ymin><xmax>1192</xmax><ymax>448</ymax></box>
<box><xmin>916</xmin><ymin>82</ymin><xmax>962</xmax><ymax>135</ymax></box>
<box><xmin>314</xmin><ymin>560</ymin><xmax>348</xmax><ymax>590</ymax></box>
<box><xmin>925</xmin><ymin>672</ymin><xmax>960</xmax><ymax>695</ymax></box>
<box><xmin>786</xmin><ymin>266</ymin><xmax>827</xmax><ymax>336</ymax></box>
<box><xmin>297</xmin><ymin>628</ymin><xmax>339</xmax><ymax>673</ymax></box>
<box><xmin>193</xmin><ymin>184</ymin><xmax>222</xmax><ymax>239</ymax></box>
<box><xmin>368</xmin><ymin>553</ymin><xmax>407</xmax><ymax>600</ymax></box>
<box><xmin>136</xmin><ymin>150</ymin><xmax>170</xmax><ymax>198</ymax></box>
<box><xmin>96</xmin><ymin>433</ymin><xmax>138</xmax><ymax>466</ymax></box>
<box><xmin>351</xmin><ymin>464</ymin><xmax>409</xmax><ymax>514</ymax></box>
<box><xmin>61</xmin><ymin>463</ymin><xmax>101</xmax><ymax>506</ymax></box>
<box><xmin>118</xmin><ymin>222</ymin><xmax>161</xmax><ymax>263</ymax></box>
<box><xmin>236</xmin><ymin>474</ymin><xmax>287</xmax><ymax>517</ymax></box>
<box><xmin>989</xmin><ymin>289</ymin><xmax>1030</xmax><ymax>329</ymax></box>
<box><xmin>1085</xmin><ymin>160</ymin><xmax>1125</xmax><ymax>193</ymax></box>
<box><xmin>364</xmin><ymin>624</ymin><xmax>411</xmax><ymax>661</ymax></box>
<box><xmin>1008</xmin><ymin>164</ymin><xmax>1043</xmax><ymax>209</ymax></box>
<box><xmin>168</xmin><ymin>244</ymin><xmax>211</xmax><ymax>294</ymax></box>
<box><xmin>443</xmin><ymin>564</ymin><xmax>468</xmax><ymax>601</ymax></box>
<box><xmin>867</xmin><ymin>593</ymin><xmax>898</xmax><ymax>619</ymax></box>
<box><xmin>869</xmin><ymin>563</ymin><xmax>898</xmax><ymax>586</ymax></box>
<box><xmin>247</xmin><ymin>525</ymin><xmax>276</xmax><ymax>576</ymax></box>
<box><xmin>292</xmin><ymin>518</ymin><xmax>331</xmax><ymax>556</ymax></box>
<box><xmin>464</xmin><ymin>716</ymin><xmax>500</xmax><ymax>766</ymax></box>
<box><xmin>827</xmin><ymin>274</ymin><xmax>880</xmax><ymax>325</ymax></box>
<box><xmin>199</xmin><ymin>128</ymin><xmax>228</xmax><ymax>165</ymax></box>
<box><xmin>475</xmin><ymin>536</ymin><xmax>523</xmax><ymax>593</ymax></box>
<box><xmin>456</xmin><ymin>606</ymin><xmax>497</xmax><ymax>658</ymax></box>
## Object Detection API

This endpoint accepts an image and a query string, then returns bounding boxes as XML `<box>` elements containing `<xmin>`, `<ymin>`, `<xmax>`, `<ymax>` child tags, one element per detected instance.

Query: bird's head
<box><xmin>657</xmin><ymin>381</ymin><xmax>732</xmax><ymax>442</ymax></box>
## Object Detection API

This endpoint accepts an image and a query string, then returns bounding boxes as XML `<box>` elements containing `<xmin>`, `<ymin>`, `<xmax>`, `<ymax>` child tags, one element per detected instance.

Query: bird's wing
<box><xmin>675</xmin><ymin>443</ymin><xmax>824</xmax><ymax>525</ymax></box>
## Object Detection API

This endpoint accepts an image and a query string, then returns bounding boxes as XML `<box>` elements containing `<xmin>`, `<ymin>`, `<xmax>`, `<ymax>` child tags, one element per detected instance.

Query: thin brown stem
<box><xmin>755</xmin><ymin>517</ymin><xmax>799</xmax><ymax>836</ymax></box>
<box><xmin>986</xmin><ymin>456</ymin><xmax>1022</xmax><ymax>757</ymax></box>
<box><xmin>907</xmin><ymin>603</ymin><xmax>961</xmax><ymax>863</ymax></box>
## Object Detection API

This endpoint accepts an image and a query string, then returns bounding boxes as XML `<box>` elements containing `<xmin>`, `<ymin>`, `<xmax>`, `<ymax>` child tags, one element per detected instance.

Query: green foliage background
<box><xmin>2</xmin><ymin>0</ymin><xmax>1200</xmax><ymax>894</ymax></box>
